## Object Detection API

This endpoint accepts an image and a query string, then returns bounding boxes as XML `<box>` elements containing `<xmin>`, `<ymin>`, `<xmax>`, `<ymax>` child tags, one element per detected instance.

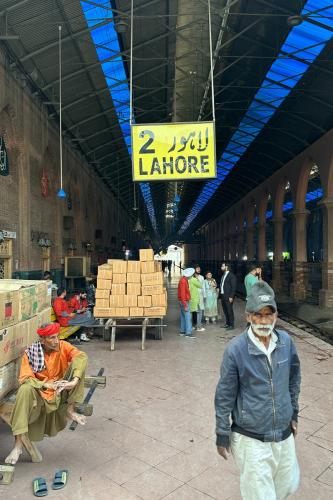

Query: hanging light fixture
<box><xmin>57</xmin><ymin>25</ymin><xmax>66</xmax><ymax>199</ymax></box>
<box><xmin>114</xmin><ymin>17</ymin><xmax>129</xmax><ymax>33</ymax></box>
<box><xmin>287</xmin><ymin>15</ymin><xmax>303</xmax><ymax>26</ymax></box>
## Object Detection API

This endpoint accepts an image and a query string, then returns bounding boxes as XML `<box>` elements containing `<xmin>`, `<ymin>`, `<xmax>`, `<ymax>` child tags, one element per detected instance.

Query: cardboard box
<box><xmin>97</xmin><ymin>278</ymin><xmax>112</xmax><ymax>290</ymax></box>
<box><xmin>0</xmin><ymin>358</ymin><xmax>20</xmax><ymax>401</ymax></box>
<box><xmin>127</xmin><ymin>261</ymin><xmax>141</xmax><ymax>273</ymax></box>
<box><xmin>127</xmin><ymin>283</ymin><xmax>141</xmax><ymax>295</ymax></box>
<box><xmin>36</xmin><ymin>281</ymin><xmax>52</xmax><ymax>312</ymax></box>
<box><xmin>29</xmin><ymin>315</ymin><xmax>39</xmax><ymax>345</ymax></box>
<box><xmin>110</xmin><ymin>295</ymin><xmax>124</xmax><ymax>307</ymax></box>
<box><xmin>0</xmin><ymin>289</ymin><xmax>19</xmax><ymax>329</ymax></box>
<box><xmin>94</xmin><ymin>307</ymin><xmax>113</xmax><ymax>317</ymax></box>
<box><xmin>95</xmin><ymin>298</ymin><xmax>110</xmax><ymax>308</ymax></box>
<box><xmin>139</xmin><ymin>249</ymin><xmax>154</xmax><ymax>261</ymax></box>
<box><xmin>0</xmin><ymin>281</ymin><xmax>38</xmax><ymax>322</ymax></box>
<box><xmin>112</xmin><ymin>307</ymin><xmax>129</xmax><ymax>318</ymax></box>
<box><xmin>98</xmin><ymin>267</ymin><xmax>113</xmax><ymax>280</ymax></box>
<box><xmin>108</xmin><ymin>259</ymin><xmax>128</xmax><ymax>274</ymax></box>
<box><xmin>112</xmin><ymin>283</ymin><xmax>126</xmax><ymax>295</ymax></box>
<box><xmin>95</xmin><ymin>289</ymin><xmax>110</xmax><ymax>299</ymax></box>
<box><xmin>127</xmin><ymin>273</ymin><xmax>141</xmax><ymax>284</ymax></box>
<box><xmin>154</xmin><ymin>261</ymin><xmax>162</xmax><ymax>272</ymax></box>
<box><xmin>141</xmin><ymin>272</ymin><xmax>163</xmax><ymax>285</ymax></box>
<box><xmin>142</xmin><ymin>285</ymin><xmax>164</xmax><ymax>296</ymax></box>
<box><xmin>113</xmin><ymin>273</ymin><xmax>127</xmax><ymax>284</ymax></box>
<box><xmin>144</xmin><ymin>307</ymin><xmax>166</xmax><ymax>317</ymax></box>
<box><xmin>123</xmin><ymin>295</ymin><xmax>138</xmax><ymax>307</ymax></box>
<box><xmin>0</xmin><ymin>316</ymin><xmax>37</xmax><ymax>367</ymax></box>
<box><xmin>141</xmin><ymin>261</ymin><xmax>155</xmax><ymax>274</ymax></box>
<box><xmin>138</xmin><ymin>295</ymin><xmax>152</xmax><ymax>308</ymax></box>
<box><xmin>0</xmin><ymin>280</ymin><xmax>51</xmax><ymax>320</ymax></box>
<box><xmin>37</xmin><ymin>308</ymin><xmax>52</xmax><ymax>328</ymax></box>
<box><xmin>152</xmin><ymin>294</ymin><xmax>167</xmax><ymax>307</ymax></box>
<box><xmin>130</xmin><ymin>307</ymin><xmax>144</xmax><ymax>317</ymax></box>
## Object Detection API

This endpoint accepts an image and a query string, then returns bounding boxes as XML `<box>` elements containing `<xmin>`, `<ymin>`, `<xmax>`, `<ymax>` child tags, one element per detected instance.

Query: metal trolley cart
<box><xmin>96</xmin><ymin>316</ymin><xmax>167</xmax><ymax>351</ymax></box>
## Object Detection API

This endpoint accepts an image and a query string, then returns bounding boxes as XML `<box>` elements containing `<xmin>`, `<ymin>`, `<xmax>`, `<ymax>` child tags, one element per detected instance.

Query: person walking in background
<box><xmin>215</xmin><ymin>281</ymin><xmax>300</xmax><ymax>499</ymax></box>
<box><xmin>244</xmin><ymin>264</ymin><xmax>262</xmax><ymax>299</ymax></box>
<box><xmin>189</xmin><ymin>269</ymin><xmax>204</xmax><ymax>332</ymax></box>
<box><xmin>219</xmin><ymin>262</ymin><xmax>237</xmax><ymax>330</ymax></box>
<box><xmin>204</xmin><ymin>271</ymin><xmax>218</xmax><ymax>323</ymax></box>
<box><xmin>167</xmin><ymin>260</ymin><xmax>172</xmax><ymax>276</ymax></box>
<box><xmin>178</xmin><ymin>268</ymin><xmax>196</xmax><ymax>339</ymax></box>
<box><xmin>194</xmin><ymin>265</ymin><xmax>205</xmax><ymax>331</ymax></box>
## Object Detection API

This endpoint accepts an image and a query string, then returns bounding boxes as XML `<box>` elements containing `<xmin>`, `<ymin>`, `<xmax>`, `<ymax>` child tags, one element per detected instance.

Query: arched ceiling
<box><xmin>1</xmin><ymin>0</ymin><xmax>333</xmax><ymax>246</ymax></box>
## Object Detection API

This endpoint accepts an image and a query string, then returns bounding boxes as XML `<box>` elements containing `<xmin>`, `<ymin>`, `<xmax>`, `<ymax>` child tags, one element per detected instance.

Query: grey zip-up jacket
<box><xmin>215</xmin><ymin>329</ymin><xmax>301</xmax><ymax>448</ymax></box>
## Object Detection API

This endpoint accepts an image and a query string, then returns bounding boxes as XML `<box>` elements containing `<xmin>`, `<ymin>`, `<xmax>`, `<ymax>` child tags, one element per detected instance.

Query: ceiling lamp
<box><xmin>57</xmin><ymin>25</ymin><xmax>66</xmax><ymax>200</ymax></box>
<box><xmin>133</xmin><ymin>218</ymin><xmax>143</xmax><ymax>232</ymax></box>
<box><xmin>287</xmin><ymin>15</ymin><xmax>303</xmax><ymax>27</ymax></box>
<box><xmin>115</xmin><ymin>17</ymin><xmax>129</xmax><ymax>33</ymax></box>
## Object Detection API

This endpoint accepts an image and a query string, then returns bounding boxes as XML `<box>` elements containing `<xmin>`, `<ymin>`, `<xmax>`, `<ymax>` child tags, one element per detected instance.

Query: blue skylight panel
<box><xmin>304</xmin><ymin>0</ymin><xmax>333</xmax><ymax>28</ymax></box>
<box><xmin>179</xmin><ymin>0</ymin><xmax>332</xmax><ymax>234</ymax></box>
<box><xmin>81</xmin><ymin>0</ymin><xmax>157</xmax><ymax>234</ymax></box>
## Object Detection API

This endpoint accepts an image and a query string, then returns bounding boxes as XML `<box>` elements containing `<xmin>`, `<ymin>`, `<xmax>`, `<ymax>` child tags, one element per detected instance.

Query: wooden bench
<box><xmin>0</xmin><ymin>375</ymin><xmax>106</xmax><ymax>485</ymax></box>
<box><xmin>50</xmin><ymin>307</ymin><xmax>81</xmax><ymax>340</ymax></box>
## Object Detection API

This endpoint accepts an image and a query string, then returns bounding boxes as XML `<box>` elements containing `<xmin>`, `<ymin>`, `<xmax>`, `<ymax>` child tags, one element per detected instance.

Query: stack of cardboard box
<box><xmin>0</xmin><ymin>280</ymin><xmax>52</xmax><ymax>401</ymax></box>
<box><xmin>94</xmin><ymin>249</ymin><xmax>167</xmax><ymax>318</ymax></box>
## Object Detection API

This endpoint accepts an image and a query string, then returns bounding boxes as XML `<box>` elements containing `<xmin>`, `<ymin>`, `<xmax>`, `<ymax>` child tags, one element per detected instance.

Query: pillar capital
<box><xmin>318</xmin><ymin>197</ymin><xmax>333</xmax><ymax>208</ymax></box>
<box><xmin>290</xmin><ymin>209</ymin><xmax>310</xmax><ymax>217</ymax></box>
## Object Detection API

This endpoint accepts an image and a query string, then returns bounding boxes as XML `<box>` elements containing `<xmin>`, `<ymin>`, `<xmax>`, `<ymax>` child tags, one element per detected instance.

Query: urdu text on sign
<box><xmin>132</xmin><ymin>122</ymin><xmax>216</xmax><ymax>181</ymax></box>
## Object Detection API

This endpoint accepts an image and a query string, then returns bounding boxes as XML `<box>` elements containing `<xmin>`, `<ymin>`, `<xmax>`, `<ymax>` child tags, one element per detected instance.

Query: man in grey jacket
<box><xmin>215</xmin><ymin>281</ymin><xmax>301</xmax><ymax>500</ymax></box>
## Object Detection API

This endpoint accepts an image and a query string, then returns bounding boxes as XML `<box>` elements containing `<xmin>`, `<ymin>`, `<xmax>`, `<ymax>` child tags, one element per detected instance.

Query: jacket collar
<box><xmin>246</xmin><ymin>328</ymin><xmax>286</xmax><ymax>356</ymax></box>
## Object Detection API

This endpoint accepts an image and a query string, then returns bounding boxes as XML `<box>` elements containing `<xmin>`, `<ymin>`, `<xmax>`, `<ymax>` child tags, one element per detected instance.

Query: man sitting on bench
<box><xmin>5</xmin><ymin>323</ymin><xmax>88</xmax><ymax>465</ymax></box>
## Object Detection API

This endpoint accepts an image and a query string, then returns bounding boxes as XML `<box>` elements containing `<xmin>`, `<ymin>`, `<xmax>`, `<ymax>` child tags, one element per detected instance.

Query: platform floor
<box><xmin>1</xmin><ymin>277</ymin><xmax>333</xmax><ymax>499</ymax></box>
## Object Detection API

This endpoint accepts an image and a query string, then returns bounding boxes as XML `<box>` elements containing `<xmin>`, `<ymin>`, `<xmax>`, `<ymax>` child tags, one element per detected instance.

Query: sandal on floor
<box><xmin>51</xmin><ymin>469</ymin><xmax>69</xmax><ymax>490</ymax></box>
<box><xmin>32</xmin><ymin>477</ymin><xmax>48</xmax><ymax>497</ymax></box>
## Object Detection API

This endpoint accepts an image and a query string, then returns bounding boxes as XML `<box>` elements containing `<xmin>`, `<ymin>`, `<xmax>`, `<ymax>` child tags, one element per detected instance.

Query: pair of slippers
<box><xmin>33</xmin><ymin>470</ymin><xmax>68</xmax><ymax>497</ymax></box>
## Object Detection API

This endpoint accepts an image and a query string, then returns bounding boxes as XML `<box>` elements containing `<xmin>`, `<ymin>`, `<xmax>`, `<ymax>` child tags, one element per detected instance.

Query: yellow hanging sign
<box><xmin>132</xmin><ymin>121</ymin><xmax>216</xmax><ymax>181</ymax></box>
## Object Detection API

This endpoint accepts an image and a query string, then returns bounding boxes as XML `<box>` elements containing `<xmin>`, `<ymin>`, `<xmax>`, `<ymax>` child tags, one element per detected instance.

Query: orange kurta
<box><xmin>19</xmin><ymin>341</ymin><xmax>86</xmax><ymax>401</ymax></box>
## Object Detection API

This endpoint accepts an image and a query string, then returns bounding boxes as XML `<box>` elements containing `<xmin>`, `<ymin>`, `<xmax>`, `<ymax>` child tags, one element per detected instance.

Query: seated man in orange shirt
<box><xmin>5</xmin><ymin>323</ymin><xmax>88</xmax><ymax>465</ymax></box>
<box><xmin>54</xmin><ymin>288</ymin><xmax>96</xmax><ymax>342</ymax></box>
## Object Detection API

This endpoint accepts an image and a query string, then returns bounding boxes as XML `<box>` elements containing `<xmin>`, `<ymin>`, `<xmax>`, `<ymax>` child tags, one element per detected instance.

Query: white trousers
<box><xmin>231</xmin><ymin>432</ymin><xmax>300</xmax><ymax>500</ymax></box>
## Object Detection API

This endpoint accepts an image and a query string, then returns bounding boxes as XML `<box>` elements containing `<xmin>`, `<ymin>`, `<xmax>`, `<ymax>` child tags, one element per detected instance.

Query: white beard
<box><xmin>251</xmin><ymin>321</ymin><xmax>275</xmax><ymax>337</ymax></box>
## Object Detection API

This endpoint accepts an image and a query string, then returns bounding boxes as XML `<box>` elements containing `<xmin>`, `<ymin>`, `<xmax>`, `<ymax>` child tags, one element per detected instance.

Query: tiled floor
<box><xmin>1</xmin><ymin>276</ymin><xmax>333</xmax><ymax>499</ymax></box>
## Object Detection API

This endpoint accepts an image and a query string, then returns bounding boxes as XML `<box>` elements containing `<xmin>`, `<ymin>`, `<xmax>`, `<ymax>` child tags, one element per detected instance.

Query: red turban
<box><xmin>37</xmin><ymin>323</ymin><xmax>60</xmax><ymax>337</ymax></box>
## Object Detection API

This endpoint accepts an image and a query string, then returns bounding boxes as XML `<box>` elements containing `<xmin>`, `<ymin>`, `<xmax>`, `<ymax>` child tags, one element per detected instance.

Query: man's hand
<box><xmin>217</xmin><ymin>446</ymin><xmax>231</xmax><ymax>460</ymax></box>
<box><xmin>291</xmin><ymin>420</ymin><xmax>298</xmax><ymax>437</ymax></box>
<box><xmin>229</xmin><ymin>297</ymin><xmax>234</xmax><ymax>303</ymax></box>
<box><xmin>43</xmin><ymin>381</ymin><xmax>58</xmax><ymax>390</ymax></box>
<box><xmin>69</xmin><ymin>312</ymin><xmax>76</xmax><ymax>317</ymax></box>
<box><xmin>54</xmin><ymin>377</ymin><xmax>79</xmax><ymax>394</ymax></box>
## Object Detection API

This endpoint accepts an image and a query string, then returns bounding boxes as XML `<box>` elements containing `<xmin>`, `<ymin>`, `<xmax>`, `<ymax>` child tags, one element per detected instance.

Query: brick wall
<box><xmin>0</xmin><ymin>48</ymin><xmax>141</xmax><ymax>275</ymax></box>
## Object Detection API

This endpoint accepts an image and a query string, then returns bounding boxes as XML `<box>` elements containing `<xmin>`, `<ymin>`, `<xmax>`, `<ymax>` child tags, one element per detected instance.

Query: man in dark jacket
<box><xmin>215</xmin><ymin>281</ymin><xmax>301</xmax><ymax>500</ymax></box>
<box><xmin>219</xmin><ymin>262</ymin><xmax>237</xmax><ymax>330</ymax></box>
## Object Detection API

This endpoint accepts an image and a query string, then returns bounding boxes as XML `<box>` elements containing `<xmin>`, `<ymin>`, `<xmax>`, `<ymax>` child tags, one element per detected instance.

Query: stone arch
<box><xmin>273</xmin><ymin>177</ymin><xmax>289</xmax><ymax>219</ymax></box>
<box><xmin>294</xmin><ymin>157</ymin><xmax>314</xmax><ymax>210</ymax></box>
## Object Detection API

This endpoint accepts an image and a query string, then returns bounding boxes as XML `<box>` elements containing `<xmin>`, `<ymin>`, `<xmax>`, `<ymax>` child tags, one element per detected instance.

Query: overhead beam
<box><xmin>41</xmin><ymin>19</ymin><xmax>201</xmax><ymax>92</ymax></box>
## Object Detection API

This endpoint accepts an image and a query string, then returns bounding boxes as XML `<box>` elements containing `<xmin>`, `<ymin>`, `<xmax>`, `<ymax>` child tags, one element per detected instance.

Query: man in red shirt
<box><xmin>178</xmin><ymin>268</ymin><xmax>195</xmax><ymax>339</ymax></box>
<box><xmin>53</xmin><ymin>288</ymin><xmax>95</xmax><ymax>342</ymax></box>
<box><xmin>69</xmin><ymin>290</ymin><xmax>89</xmax><ymax>314</ymax></box>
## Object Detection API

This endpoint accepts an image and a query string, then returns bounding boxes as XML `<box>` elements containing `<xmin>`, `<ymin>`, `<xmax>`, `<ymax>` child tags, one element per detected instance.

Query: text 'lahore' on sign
<box><xmin>131</xmin><ymin>121</ymin><xmax>216</xmax><ymax>181</ymax></box>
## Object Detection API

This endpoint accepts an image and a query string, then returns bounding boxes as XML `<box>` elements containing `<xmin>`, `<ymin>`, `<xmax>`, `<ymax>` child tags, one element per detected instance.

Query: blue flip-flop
<box><xmin>32</xmin><ymin>477</ymin><xmax>48</xmax><ymax>497</ymax></box>
<box><xmin>51</xmin><ymin>469</ymin><xmax>69</xmax><ymax>490</ymax></box>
